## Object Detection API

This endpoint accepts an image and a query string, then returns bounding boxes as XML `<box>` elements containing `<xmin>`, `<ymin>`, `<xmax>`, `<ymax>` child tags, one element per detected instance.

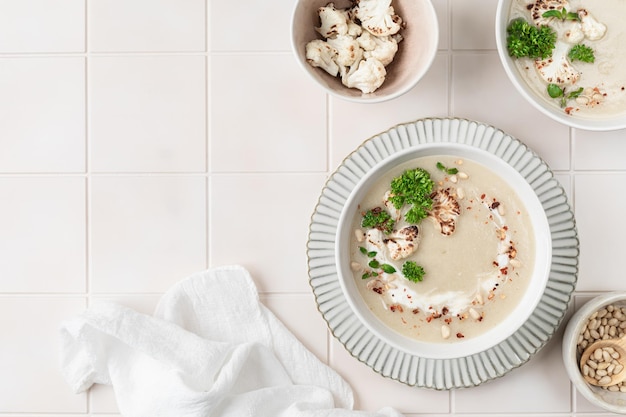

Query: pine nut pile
<box><xmin>578</xmin><ymin>304</ymin><xmax>626</xmax><ymax>391</ymax></box>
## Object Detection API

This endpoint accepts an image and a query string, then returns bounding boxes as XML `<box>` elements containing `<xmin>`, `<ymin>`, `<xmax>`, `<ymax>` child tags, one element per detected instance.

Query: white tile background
<box><xmin>0</xmin><ymin>0</ymin><xmax>624</xmax><ymax>415</ymax></box>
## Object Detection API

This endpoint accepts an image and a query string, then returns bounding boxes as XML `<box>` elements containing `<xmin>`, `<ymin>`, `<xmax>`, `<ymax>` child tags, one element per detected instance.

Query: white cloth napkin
<box><xmin>59</xmin><ymin>265</ymin><xmax>405</xmax><ymax>417</ymax></box>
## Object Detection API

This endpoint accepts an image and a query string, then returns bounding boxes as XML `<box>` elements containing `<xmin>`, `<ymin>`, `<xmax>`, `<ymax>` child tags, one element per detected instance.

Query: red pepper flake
<box><xmin>456</xmin><ymin>332</ymin><xmax>465</xmax><ymax>338</ymax></box>
<box><xmin>390</xmin><ymin>304</ymin><xmax>404</xmax><ymax>313</ymax></box>
<box><xmin>565</xmin><ymin>107</ymin><xmax>574</xmax><ymax>115</ymax></box>
<box><xmin>412</xmin><ymin>308</ymin><xmax>420</xmax><ymax>314</ymax></box>
<box><xmin>480</xmin><ymin>193</ymin><xmax>486</xmax><ymax>200</ymax></box>
<box><xmin>442</xmin><ymin>306</ymin><xmax>449</xmax><ymax>315</ymax></box>
<box><xmin>444</xmin><ymin>317</ymin><xmax>452</xmax><ymax>324</ymax></box>
<box><xmin>500</xmin><ymin>267</ymin><xmax>508</xmax><ymax>275</ymax></box>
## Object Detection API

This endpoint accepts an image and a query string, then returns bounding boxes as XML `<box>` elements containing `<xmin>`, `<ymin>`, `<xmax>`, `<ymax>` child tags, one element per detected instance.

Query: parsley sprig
<box><xmin>402</xmin><ymin>261</ymin><xmax>425</xmax><ymax>283</ymax></box>
<box><xmin>568</xmin><ymin>44</ymin><xmax>595</xmax><ymax>63</ymax></box>
<box><xmin>361</xmin><ymin>207</ymin><xmax>395</xmax><ymax>235</ymax></box>
<box><xmin>506</xmin><ymin>18</ymin><xmax>557</xmax><ymax>60</ymax></box>
<box><xmin>388</xmin><ymin>168</ymin><xmax>434</xmax><ymax>225</ymax></box>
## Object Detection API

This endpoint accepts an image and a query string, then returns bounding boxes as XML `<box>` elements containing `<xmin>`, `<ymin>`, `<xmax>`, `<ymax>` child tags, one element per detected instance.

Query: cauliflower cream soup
<box><xmin>349</xmin><ymin>155</ymin><xmax>536</xmax><ymax>343</ymax></box>
<box><xmin>507</xmin><ymin>0</ymin><xmax>626</xmax><ymax>118</ymax></box>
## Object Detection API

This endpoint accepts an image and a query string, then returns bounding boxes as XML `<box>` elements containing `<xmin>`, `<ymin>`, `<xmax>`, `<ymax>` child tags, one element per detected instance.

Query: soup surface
<box><xmin>508</xmin><ymin>0</ymin><xmax>626</xmax><ymax>118</ymax></box>
<box><xmin>350</xmin><ymin>155</ymin><xmax>536</xmax><ymax>342</ymax></box>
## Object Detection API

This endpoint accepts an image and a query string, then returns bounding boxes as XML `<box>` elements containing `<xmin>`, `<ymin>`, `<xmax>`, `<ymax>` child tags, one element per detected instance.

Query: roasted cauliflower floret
<box><xmin>353</xmin><ymin>0</ymin><xmax>403</xmax><ymax>37</ymax></box>
<box><xmin>326</xmin><ymin>34</ymin><xmax>363</xmax><ymax>68</ymax></box>
<box><xmin>316</xmin><ymin>3</ymin><xmax>349</xmax><ymax>38</ymax></box>
<box><xmin>578</xmin><ymin>9</ymin><xmax>607</xmax><ymax>41</ymax></box>
<box><xmin>304</xmin><ymin>0</ymin><xmax>404</xmax><ymax>94</ymax></box>
<box><xmin>563</xmin><ymin>22</ymin><xmax>585</xmax><ymax>44</ymax></box>
<box><xmin>428</xmin><ymin>188</ymin><xmax>461</xmax><ymax>236</ymax></box>
<box><xmin>529</xmin><ymin>0</ymin><xmax>570</xmax><ymax>26</ymax></box>
<box><xmin>534</xmin><ymin>41</ymin><xmax>580</xmax><ymax>85</ymax></box>
<box><xmin>342</xmin><ymin>57</ymin><xmax>386</xmax><ymax>94</ymax></box>
<box><xmin>384</xmin><ymin>225</ymin><xmax>420</xmax><ymax>260</ymax></box>
<box><xmin>305</xmin><ymin>39</ymin><xmax>339</xmax><ymax>77</ymax></box>
<box><xmin>358</xmin><ymin>32</ymin><xmax>399</xmax><ymax>66</ymax></box>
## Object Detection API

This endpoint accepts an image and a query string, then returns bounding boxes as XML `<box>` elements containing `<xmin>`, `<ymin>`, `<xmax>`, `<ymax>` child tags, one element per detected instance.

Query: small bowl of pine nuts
<box><xmin>563</xmin><ymin>292</ymin><xmax>626</xmax><ymax>413</ymax></box>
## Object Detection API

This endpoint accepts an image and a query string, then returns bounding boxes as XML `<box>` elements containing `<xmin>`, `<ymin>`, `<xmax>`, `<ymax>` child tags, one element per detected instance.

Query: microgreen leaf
<box><xmin>547</xmin><ymin>83</ymin><xmax>564</xmax><ymax>98</ymax></box>
<box><xmin>380</xmin><ymin>264</ymin><xmax>396</xmax><ymax>274</ymax></box>
<box><xmin>368</xmin><ymin>259</ymin><xmax>380</xmax><ymax>269</ymax></box>
<box><xmin>542</xmin><ymin>8</ymin><xmax>580</xmax><ymax>21</ymax></box>
<box><xmin>436</xmin><ymin>162</ymin><xmax>458</xmax><ymax>175</ymax></box>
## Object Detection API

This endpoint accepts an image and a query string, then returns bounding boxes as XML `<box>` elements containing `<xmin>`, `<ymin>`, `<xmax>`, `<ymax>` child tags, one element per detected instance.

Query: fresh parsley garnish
<box><xmin>506</xmin><ymin>18</ymin><xmax>557</xmax><ymax>60</ymax></box>
<box><xmin>402</xmin><ymin>261</ymin><xmax>425</xmax><ymax>283</ymax></box>
<box><xmin>569</xmin><ymin>44</ymin><xmax>595</xmax><ymax>63</ymax></box>
<box><xmin>361</xmin><ymin>207</ymin><xmax>395</xmax><ymax>234</ymax></box>
<box><xmin>388</xmin><ymin>168</ymin><xmax>434</xmax><ymax>225</ymax></box>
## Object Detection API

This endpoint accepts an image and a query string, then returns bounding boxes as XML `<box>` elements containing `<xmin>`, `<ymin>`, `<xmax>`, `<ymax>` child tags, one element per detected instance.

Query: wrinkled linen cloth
<box><xmin>59</xmin><ymin>265</ymin><xmax>404</xmax><ymax>417</ymax></box>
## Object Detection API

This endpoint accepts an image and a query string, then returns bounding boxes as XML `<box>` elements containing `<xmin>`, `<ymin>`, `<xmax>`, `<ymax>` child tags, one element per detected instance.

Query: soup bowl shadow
<box><xmin>335</xmin><ymin>143</ymin><xmax>553</xmax><ymax>360</ymax></box>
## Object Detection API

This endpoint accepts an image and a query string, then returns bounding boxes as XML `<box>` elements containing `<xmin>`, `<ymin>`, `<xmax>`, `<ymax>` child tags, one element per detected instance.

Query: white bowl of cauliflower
<box><xmin>291</xmin><ymin>0</ymin><xmax>439</xmax><ymax>103</ymax></box>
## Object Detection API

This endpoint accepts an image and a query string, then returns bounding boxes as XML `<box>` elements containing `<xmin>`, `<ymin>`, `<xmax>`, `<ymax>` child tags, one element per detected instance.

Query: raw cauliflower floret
<box><xmin>316</xmin><ymin>3</ymin><xmax>349</xmax><ymax>38</ymax></box>
<box><xmin>306</xmin><ymin>39</ymin><xmax>339</xmax><ymax>76</ymax></box>
<box><xmin>342</xmin><ymin>57</ymin><xmax>387</xmax><ymax>94</ymax></box>
<box><xmin>353</xmin><ymin>0</ymin><xmax>403</xmax><ymax>37</ymax></box>
<box><xmin>534</xmin><ymin>41</ymin><xmax>580</xmax><ymax>85</ymax></box>
<box><xmin>578</xmin><ymin>9</ymin><xmax>607</xmax><ymax>41</ymax></box>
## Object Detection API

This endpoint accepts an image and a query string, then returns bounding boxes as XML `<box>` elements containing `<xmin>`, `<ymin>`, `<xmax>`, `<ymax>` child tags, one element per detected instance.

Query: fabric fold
<box><xmin>59</xmin><ymin>265</ymin><xmax>405</xmax><ymax>417</ymax></box>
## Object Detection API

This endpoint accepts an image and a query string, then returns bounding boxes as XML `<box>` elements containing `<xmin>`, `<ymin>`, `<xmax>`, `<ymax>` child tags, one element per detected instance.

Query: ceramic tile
<box><xmin>451</xmin><ymin>0</ymin><xmax>498</xmax><ymax>50</ymax></box>
<box><xmin>574</xmin><ymin>173</ymin><xmax>626</xmax><ymax>292</ymax></box>
<box><xmin>89</xmin><ymin>56</ymin><xmax>206</xmax><ymax>173</ymax></box>
<box><xmin>0</xmin><ymin>57</ymin><xmax>85</xmax><ymax>173</ymax></box>
<box><xmin>0</xmin><ymin>0</ymin><xmax>84</xmax><ymax>53</ymax></box>
<box><xmin>454</xmin><ymin>336</ymin><xmax>571</xmax><ymax>413</ymax></box>
<box><xmin>260</xmin><ymin>294</ymin><xmax>329</xmax><ymax>363</ymax></box>
<box><xmin>210</xmin><ymin>54</ymin><xmax>326</xmax><ymax>173</ymax></box>
<box><xmin>88</xmin><ymin>0</ymin><xmax>205</xmax><ymax>52</ymax></box>
<box><xmin>210</xmin><ymin>0</ymin><xmax>293</xmax><ymax>52</ymax></box>
<box><xmin>90</xmin><ymin>176</ymin><xmax>207</xmax><ymax>293</ymax></box>
<box><xmin>574</xmin><ymin>128</ymin><xmax>626</xmax><ymax>170</ymax></box>
<box><xmin>452</xmin><ymin>53</ymin><xmax>571</xmax><ymax>171</ymax></box>
<box><xmin>329</xmin><ymin>339</ymin><xmax>450</xmax><ymax>414</ymax></box>
<box><xmin>0</xmin><ymin>177</ymin><xmax>86</xmax><ymax>293</ymax></box>
<box><xmin>432</xmin><ymin>0</ymin><xmax>450</xmax><ymax>50</ymax></box>
<box><xmin>330</xmin><ymin>54</ymin><xmax>449</xmax><ymax>170</ymax></box>
<box><xmin>209</xmin><ymin>173</ymin><xmax>327</xmax><ymax>292</ymax></box>
<box><xmin>0</xmin><ymin>296</ymin><xmax>87</xmax><ymax>413</ymax></box>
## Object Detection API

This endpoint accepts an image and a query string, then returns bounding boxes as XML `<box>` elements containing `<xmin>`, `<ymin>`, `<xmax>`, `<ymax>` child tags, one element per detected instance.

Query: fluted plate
<box><xmin>306</xmin><ymin>118</ymin><xmax>579</xmax><ymax>389</ymax></box>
